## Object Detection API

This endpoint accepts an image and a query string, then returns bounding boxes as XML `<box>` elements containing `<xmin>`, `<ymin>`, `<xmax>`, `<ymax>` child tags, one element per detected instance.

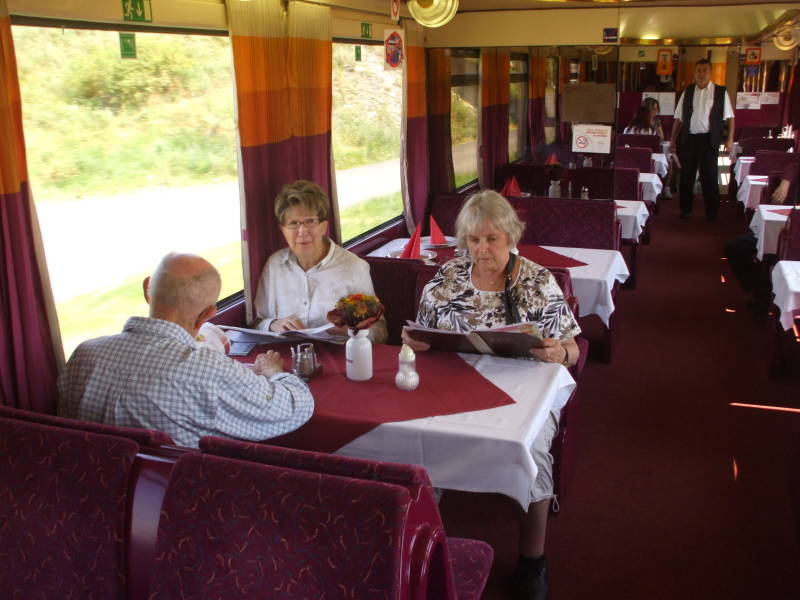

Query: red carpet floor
<box><xmin>439</xmin><ymin>197</ymin><xmax>800</xmax><ymax>599</ymax></box>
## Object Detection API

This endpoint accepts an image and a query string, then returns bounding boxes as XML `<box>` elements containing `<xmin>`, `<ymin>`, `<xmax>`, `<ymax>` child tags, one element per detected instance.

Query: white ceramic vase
<box><xmin>346</xmin><ymin>329</ymin><xmax>372</xmax><ymax>381</ymax></box>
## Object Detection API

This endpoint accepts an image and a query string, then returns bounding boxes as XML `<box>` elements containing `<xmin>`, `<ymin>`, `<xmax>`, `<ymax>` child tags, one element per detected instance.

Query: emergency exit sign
<box><xmin>122</xmin><ymin>0</ymin><xmax>152</xmax><ymax>22</ymax></box>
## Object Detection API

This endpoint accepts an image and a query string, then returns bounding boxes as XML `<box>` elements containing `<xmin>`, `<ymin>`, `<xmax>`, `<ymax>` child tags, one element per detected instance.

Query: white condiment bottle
<box><xmin>395</xmin><ymin>344</ymin><xmax>420</xmax><ymax>391</ymax></box>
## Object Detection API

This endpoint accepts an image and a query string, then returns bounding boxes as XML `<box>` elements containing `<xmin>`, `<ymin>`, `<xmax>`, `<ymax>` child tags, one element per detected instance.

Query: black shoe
<box><xmin>706</xmin><ymin>213</ymin><xmax>718</xmax><ymax>222</ymax></box>
<box><xmin>680</xmin><ymin>212</ymin><xmax>690</xmax><ymax>220</ymax></box>
<box><xmin>512</xmin><ymin>554</ymin><xmax>549</xmax><ymax>600</ymax></box>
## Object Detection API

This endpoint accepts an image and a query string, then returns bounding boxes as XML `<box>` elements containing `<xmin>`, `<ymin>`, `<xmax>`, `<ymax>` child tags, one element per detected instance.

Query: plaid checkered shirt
<box><xmin>58</xmin><ymin>316</ymin><xmax>314</xmax><ymax>447</ymax></box>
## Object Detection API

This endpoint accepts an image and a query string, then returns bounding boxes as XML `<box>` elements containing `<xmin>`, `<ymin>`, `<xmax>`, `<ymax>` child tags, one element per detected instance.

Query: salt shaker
<box><xmin>580</xmin><ymin>186</ymin><xmax>590</xmax><ymax>199</ymax></box>
<box><xmin>395</xmin><ymin>344</ymin><xmax>419</xmax><ymax>391</ymax></box>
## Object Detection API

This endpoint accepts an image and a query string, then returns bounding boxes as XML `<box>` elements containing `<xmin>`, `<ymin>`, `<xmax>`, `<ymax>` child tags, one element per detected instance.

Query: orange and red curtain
<box><xmin>0</xmin><ymin>0</ymin><xmax>62</xmax><ymax>411</ymax></box>
<box><xmin>226</xmin><ymin>0</ymin><xmax>332</xmax><ymax>317</ymax></box>
<box><xmin>426</xmin><ymin>48</ymin><xmax>455</xmax><ymax>197</ymax></box>
<box><xmin>479</xmin><ymin>48</ymin><xmax>509</xmax><ymax>189</ymax></box>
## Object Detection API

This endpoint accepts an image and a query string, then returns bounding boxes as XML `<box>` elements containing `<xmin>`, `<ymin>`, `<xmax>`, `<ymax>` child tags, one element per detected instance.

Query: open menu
<box><xmin>403</xmin><ymin>321</ymin><xmax>544</xmax><ymax>358</ymax></box>
<box><xmin>220</xmin><ymin>323</ymin><xmax>348</xmax><ymax>345</ymax></box>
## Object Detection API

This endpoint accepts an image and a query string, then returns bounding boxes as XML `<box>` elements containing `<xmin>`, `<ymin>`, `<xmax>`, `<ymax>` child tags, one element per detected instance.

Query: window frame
<box><xmin>450</xmin><ymin>48</ymin><xmax>480</xmax><ymax>191</ymax></box>
<box><xmin>508</xmin><ymin>51</ymin><xmax>529</xmax><ymax>164</ymax></box>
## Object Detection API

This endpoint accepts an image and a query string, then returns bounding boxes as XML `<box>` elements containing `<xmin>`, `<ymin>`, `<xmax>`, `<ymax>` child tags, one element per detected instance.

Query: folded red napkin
<box><xmin>768</xmin><ymin>208</ymin><xmax>794</xmax><ymax>217</ymax></box>
<box><xmin>429</xmin><ymin>216</ymin><xmax>447</xmax><ymax>244</ymax></box>
<box><xmin>500</xmin><ymin>176</ymin><xmax>522</xmax><ymax>197</ymax></box>
<box><xmin>615</xmin><ymin>203</ymin><xmax>627</xmax><ymax>210</ymax></box>
<box><xmin>545</xmin><ymin>152</ymin><xmax>559</xmax><ymax>165</ymax></box>
<box><xmin>399</xmin><ymin>222</ymin><xmax>422</xmax><ymax>258</ymax></box>
<box><xmin>518</xmin><ymin>245</ymin><xmax>588</xmax><ymax>268</ymax></box>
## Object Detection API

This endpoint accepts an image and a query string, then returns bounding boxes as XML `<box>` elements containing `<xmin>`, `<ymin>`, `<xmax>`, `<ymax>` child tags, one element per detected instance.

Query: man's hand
<box><xmin>270</xmin><ymin>315</ymin><xmax>305</xmax><ymax>332</ymax></box>
<box><xmin>253</xmin><ymin>350</ymin><xmax>284</xmax><ymax>377</ymax></box>
<box><xmin>668</xmin><ymin>140</ymin><xmax>676</xmax><ymax>155</ymax></box>
<box><xmin>772</xmin><ymin>180</ymin><xmax>790</xmax><ymax>205</ymax></box>
<box><xmin>723</xmin><ymin>139</ymin><xmax>734</xmax><ymax>154</ymax></box>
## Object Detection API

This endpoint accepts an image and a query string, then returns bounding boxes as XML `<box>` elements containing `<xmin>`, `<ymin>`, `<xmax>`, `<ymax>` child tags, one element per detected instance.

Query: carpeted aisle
<box><xmin>440</xmin><ymin>196</ymin><xmax>800</xmax><ymax>599</ymax></box>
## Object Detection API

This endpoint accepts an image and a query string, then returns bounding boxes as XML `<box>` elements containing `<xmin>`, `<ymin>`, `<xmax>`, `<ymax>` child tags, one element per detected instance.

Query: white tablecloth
<box><xmin>734</xmin><ymin>156</ymin><xmax>755</xmax><ymax>186</ymax></box>
<box><xmin>338</xmin><ymin>355</ymin><xmax>576</xmax><ymax>509</ymax></box>
<box><xmin>736</xmin><ymin>175</ymin><xmax>768</xmax><ymax>210</ymax></box>
<box><xmin>652</xmin><ymin>153</ymin><xmax>668</xmax><ymax>178</ymax></box>
<box><xmin>615</xmin><ymin>200</ymin><xmax>650</xmax><ymax>241</ymax></box>
<box><xmin>367</xmin><ymin>238</ymin><xmax>440</xmax><ymax>265</ymax></box>
<box><xmin>540</xmin><ymin>246</ymin><xmax>629</xmax><ymax>325</ymax></box>
<box><xmin>749</xmin><ymin>205</ymin><xmax>795</xmax><ymax>260</ymax></box>
<box><xmin>639</xmin><ymin>172</ymin><xmax>663</xmax><ymax>203</ymax></box>
<box><xmin>771</xmin><ymin>260</ymin><xmax>800</xmax><ymax>331</ymax></box>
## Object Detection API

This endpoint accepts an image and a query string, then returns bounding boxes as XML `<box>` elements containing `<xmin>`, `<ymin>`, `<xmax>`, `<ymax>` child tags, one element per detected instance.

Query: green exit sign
<box><xmin>360</xmin><ymin>23</ymin><xmax>372</xmax><ymax>39</ymax></box>
<box><xmin>119</xmin><ymin>33</ymin><xmax>137</xmax><ymax>59</ymax></box>
<box><xmin>121</xmin><ymin>0</ymin><xmax>152</xmax><ymax>22</ymax></box>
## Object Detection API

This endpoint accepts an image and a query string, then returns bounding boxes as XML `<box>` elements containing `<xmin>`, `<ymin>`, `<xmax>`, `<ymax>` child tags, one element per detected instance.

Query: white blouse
<box><xmin>253</xmin><ymin>241</ymin><xmax>387</xmax><ymax>342</ymax></box>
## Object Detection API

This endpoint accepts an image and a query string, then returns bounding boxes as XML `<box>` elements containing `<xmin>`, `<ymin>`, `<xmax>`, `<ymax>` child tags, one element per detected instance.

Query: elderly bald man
<box><xmin>59</xmin><ymin>252</ymin><xmax>313</xmax><ymax>447</ymax></box>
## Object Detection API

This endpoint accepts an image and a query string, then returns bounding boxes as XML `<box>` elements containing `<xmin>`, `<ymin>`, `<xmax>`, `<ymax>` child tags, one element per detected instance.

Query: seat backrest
<box><xmin>779</xmin><ymin>209</ymin><xmax>800</xmax><ymax>261</ymax></box>
<box><xmin>569</xmin><ymin>166</ymin><xmax>614</xmax><ymax>199</ymax></box>
<box><xmin>617</xmin><ymin>133</ymin><xmax>660</xmax><ymax>153</ymax></box>
<box><xmin>430</xmin><ymin>193</ymin><xmax>469</xmax><ymax>237</ymax></box>
<box><xmin>548</xmin><ymin>266</ymin><xmax>579</xmax><ymax>316</ymax></box>
<box><xmin>0</xmin><ymin>404</ymin><xmax>174</xmax><ymax>446</ymax></box>
<box><xmin>520</xmin><ymin>196</ymin><xmax>618</xmax><ymax>250</ymax></box>
<box><xmin>615</xmin><ymin>146</ymin><xmax>653</xmax><ymax>174</ymax></box>
<box><xmin>364</xmin><ymin>256</ymin><xmax>420</xmax><ymax>345</ymax></box>
<box><xmin>750</xmin><ymin>149</ymin><xmax>800</xmax><ymax>177</ymax></box>
<box><xmin>148</xmin><ymin>453</ymin><xmax>411</xmax><ymax>600</ymax></box>
<box><xmin>614</xmin><ymin>167</ymin><xmax>642</xmax><ymax>202</ymax></box>
<box><xmin>0</xmin><ymin>417</ymin><xmax>138</xmax><ymax>600</ymax></box>
<box><xmin>741</xmin><ymin>137</ymin><xmax>794</xmax><ymax>157</ymax></box>
<box><xmin>495</xmin><ymin>163</ymin><xmax>551</xmax><ymax>195</ymax></box>
<box><xmin>416</xmin><ymin>263</ymin><xmax>441</xmax><ymax>314</ymax></box>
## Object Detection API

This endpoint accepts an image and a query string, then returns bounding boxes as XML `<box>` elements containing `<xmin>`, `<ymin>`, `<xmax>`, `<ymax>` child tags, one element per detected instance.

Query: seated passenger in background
<box><xmin>58</xmin><ymin>252</ymin><xmax>314</xmax><ymax>447</ymax></box>
<box><xmin>643</xmin><ymin>96</ymin><xmax>665</xmax><ymax>140</ymax></box>
<box><xmin>623</xmin><ymin>104</ymin><xmax>660</xmax><ymax>137</ymax></box>
<box><xmin>254</xmin><ymin>179</ymin><xmax>387</xmax><ymax>342</ymax></box>
<box><xmin>402</xmin><ymin>190</ymin><xmax>580</xmax><ymax>600</ymax></box>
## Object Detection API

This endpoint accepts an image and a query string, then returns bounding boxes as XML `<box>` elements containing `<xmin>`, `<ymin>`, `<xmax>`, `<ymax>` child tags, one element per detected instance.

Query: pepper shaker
<box><xmin>395</xmin><ymin>344</ymin><xmax>419</xmax><ymax>391</ymax></box>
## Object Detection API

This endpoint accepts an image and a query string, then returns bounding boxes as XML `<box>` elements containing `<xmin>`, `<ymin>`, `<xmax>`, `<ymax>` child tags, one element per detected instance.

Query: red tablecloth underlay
<box><xmin>242</xmin><ymin>342</ymin><xmax>515</xmax><ymax>453</ymax></box>
<box><xmin>431</xmin><ymin>245</ymin><xmax>587</xmax><ymax>269</ymax></box>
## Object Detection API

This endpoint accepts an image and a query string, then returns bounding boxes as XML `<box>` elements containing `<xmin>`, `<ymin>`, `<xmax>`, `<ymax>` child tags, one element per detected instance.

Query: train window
<box><xmin>451</xmin><ymin>49</ymin><xmax>479</xmax><ymax>188</ymax></box>
<box><xmin>332</xmin><ymin>42</ymin><xmax>402</xmax><ymax>243</ymax></box>
<box><xmin>509</xmin><ymin>54</ymin><xmax>528</xmax><ymax>162</ymax></box>
<box><xmin>12</xmin><ymin>26</ymin><xmax>242</xmax><ymax>357</ymax></box>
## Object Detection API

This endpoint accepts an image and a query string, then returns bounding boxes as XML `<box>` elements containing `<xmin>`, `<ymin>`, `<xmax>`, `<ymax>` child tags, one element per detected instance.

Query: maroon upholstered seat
<box><xmin>750</xmin><ymin>149</ymin><xmax>800</xmax><ymax>177</ymax></box>
<box><xmin>197</xmin><ymin>437</ymin><xmax>495</xmax><ymax>600</ymax></box>
<box><xmin>365</xmin><ymin>256</ymin><xmax>422</xmax><ymax>345</ymax></box>
<box><xmin>740</xmin><ymin>137</ymin><xmax>794</xmax><ymax>157</ymax></box>
<box><xmin>0</xmin><ymin>404</ymin><xmax>174</xmax><ymax>446</ymax></box>
<box><xmin>519</xmin><ymin>196</ymin><xmax>619</xmax><ymax>250</ymax></box>
<box><xmin>615</xmin><ymin>146</ymin><xmax>653</xmax><ymax>174</ymax></box>
<box><xmin>613</xmin><ymin>167</ymin><xmax>643</xmax><ymax>203</ymax></box>
<box><xmin>430</xmin><ymin>193</ymin><xmax>469</xmax><ymax>237</ymax></box>
<box><xmin>777</xmin><ymin>209</ymin><xmax>800</xmax><ymax>261</ymax></box>
<box><xmin>617</xmin><ymin>133</ymin><xmax>660</xmax><ymax>153</ymax></box>
<box><xmin>148</xmin><ymin>452</ymin><xmax>412</xmax><ymax>599</ymax></box>
<box><xmin>495</xmin><ymin>163</ymin><xmax>551</xmax><ymax>195</ymax></box>
<box><xmin>0</xmin><ymin>417</ymin><xmax>138</xmax><ymax>600</ymax></box>
<box><xmin>446</xmin><ymin>537</ymin><xmax>495</xmax><ymax>600</ymax></box>
<box><xmin>569</xmin><ymin>166</ymin><xmax>614</xmax><ymax>199</ymax></box>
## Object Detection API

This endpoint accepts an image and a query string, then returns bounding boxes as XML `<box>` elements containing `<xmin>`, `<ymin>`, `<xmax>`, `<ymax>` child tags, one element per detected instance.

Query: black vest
<box><xmin>679</xmin><ymin>83</ymin><xmax>727</xmax><ymax>149</ymax></box>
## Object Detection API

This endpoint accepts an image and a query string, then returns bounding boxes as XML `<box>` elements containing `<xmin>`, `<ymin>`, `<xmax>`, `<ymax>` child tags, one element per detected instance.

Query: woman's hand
<box><xmin>529</xmin><ymin>338</ymin><xmax>565</xmax><ymax>363</ymax></box>
<box><xmin>772</xmin><ymin>180</ymin><xmax>790</xmax><ymax>205</ymax></box>
<box><xmin>253</xmin><ymin>350</ymin><xmax>284</xmax><ymax>377</ymax></box>
<box><xmin>270</xmin><ymin>315</ymin><xmax>305</xmax><ymax>332</ymax></box>
<box><xmin>401</xmin><ymin>329</ymin><xmax>430</xmax><ymax>352</ymax></box>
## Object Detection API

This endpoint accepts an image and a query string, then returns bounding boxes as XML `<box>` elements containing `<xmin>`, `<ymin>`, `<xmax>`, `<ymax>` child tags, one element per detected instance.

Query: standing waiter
<box><xmin>669</xmin><ymin>58</ymin><xmax>735</xmax><ymax>221</ymax></box>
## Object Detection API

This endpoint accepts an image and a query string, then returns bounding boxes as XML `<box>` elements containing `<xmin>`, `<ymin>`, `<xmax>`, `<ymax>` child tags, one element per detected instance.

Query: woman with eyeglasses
<box><xmin>253</xmin><ymin>180</ymin><xmax>387</xmax><ymax>342</ymax></box>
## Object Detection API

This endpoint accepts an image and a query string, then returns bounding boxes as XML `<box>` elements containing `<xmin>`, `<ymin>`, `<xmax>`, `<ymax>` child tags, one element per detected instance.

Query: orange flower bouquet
<box><xmin>327</xmin><ymin>293</ymin><xmax>385</xmax><ymax>333</ymax></box>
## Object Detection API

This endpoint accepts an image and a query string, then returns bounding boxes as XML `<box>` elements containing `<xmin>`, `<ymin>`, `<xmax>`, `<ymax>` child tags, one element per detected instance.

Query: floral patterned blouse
<box><xmin>417</xmin><ymin>255</ymin><xmax>581</xmax><ymax>340</ymax></box>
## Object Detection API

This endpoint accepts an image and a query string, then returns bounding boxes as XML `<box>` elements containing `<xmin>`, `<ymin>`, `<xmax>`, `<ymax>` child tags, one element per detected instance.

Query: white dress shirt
<box><xmin>674</xmin><ymin>82</ymin><xmax>734</xmax><ymax>134</ymax></box>
<box><xmin>254</xmin><ymin>241</ymin><xmax>387</xmax><ymax>342</ymax></box>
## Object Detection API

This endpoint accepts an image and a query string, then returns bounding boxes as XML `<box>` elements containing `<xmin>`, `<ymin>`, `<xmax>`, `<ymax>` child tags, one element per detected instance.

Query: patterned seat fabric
<box><xmin>569</xmin><ymin>167</ymin><xmax>614</xmax><ymax>199</ymax></box>
<box><xmin>617</xmin><ymin>133</ymin><xmax>660</xmax><ymax>153</ymax></box>
<box><xmin>148</xmin><ymin>453</ymin><xmax>410</xmax><ymax>600</ymax></box>
<box><xmin>613</xmin><ymin>167</ymin><xmax>642</xmax><ymax>202</ymax></box>
<box><xmin>0</xmin><ymin>417</ymin><xmax>138</xmax><ymax>600</ymax></box>
<box><xmin>199</xmin><ymin>436</ymin><xmax>432</xmax><ymax>486</ymax></box>
<box><xmin>615</xmin><ymin>146</ymin><xmax>653</xmax><ymax>174</ymax></box>
<box><xmin>430</xmin><ymin>193</ymin><xmax>470</xmax><ymax>237</ymax></box>
<box><xmin>521</xmin><ymin>197</ymin><xmax>618</xmax><ymax>250</ymax></box>
<box><xmin>446</xmin><ymin>537</ymin><xmax>494</xmax><ymax>600</ymax></box>
<box><xmin>364</xmin><ymin>256</ymin><xmax>421</xmax><ymax>345</ymax></box>
<box><xmin>0</xmin><ymin>404</ymin><xmax>174</xmax><ymax>446</ymax></box>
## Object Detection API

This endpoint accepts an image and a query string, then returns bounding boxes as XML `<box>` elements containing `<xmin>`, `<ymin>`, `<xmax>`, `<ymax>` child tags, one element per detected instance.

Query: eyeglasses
<box><xmin>283</xmin><ymin>218</ymin><xmax>322</xmax><ymax>230</ymax></box>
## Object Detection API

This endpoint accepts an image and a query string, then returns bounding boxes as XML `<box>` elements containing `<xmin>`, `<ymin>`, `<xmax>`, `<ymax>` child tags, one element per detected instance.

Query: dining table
<box><xmin>737</xmin><ymin>174</ymin><xmax>769</xmax><ymax>210</ymax></box>
<box><xmin>749</xmin><ymin>205</ymin><xmax>797</xmax><ymax>260</ymax></box>
<box><xmin>770</xmin><ymin>260</ymin><xmax>800</xmax><ymax>331</ymax></box>
<box><xmin>651</xmin><ymin>152</ymin><xmax>668</xmax><ymax>178</ymax></box>
<box><xmin>615</xmin><ymin>200</ymin><xmax>650</xmax><ymax>242</ymax></box>
<box><xmin>639</xmin><ymin>172</ymin><xmax>663</xmax><ymax>203</ymax></box>
<box><xmin>734</xmin><ymin>155</ymin><xmax>756</xmax><ymax>186</ymax></box>
<box><xmin>368</xmin><ymin>240</ymin><xmax>629</xmax><ymax>327</ymax></box>
<box><xmin>240</xmin><ymin>340</ymin><xmax>576</xmax><ymax>509</ymax></box>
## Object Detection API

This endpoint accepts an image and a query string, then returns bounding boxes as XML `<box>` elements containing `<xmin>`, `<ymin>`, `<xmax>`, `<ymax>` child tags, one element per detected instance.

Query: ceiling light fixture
<box><xmin>407</xmin><ymin>0</ymin><xmax>459</xmax><ymax>28</ymax></box>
